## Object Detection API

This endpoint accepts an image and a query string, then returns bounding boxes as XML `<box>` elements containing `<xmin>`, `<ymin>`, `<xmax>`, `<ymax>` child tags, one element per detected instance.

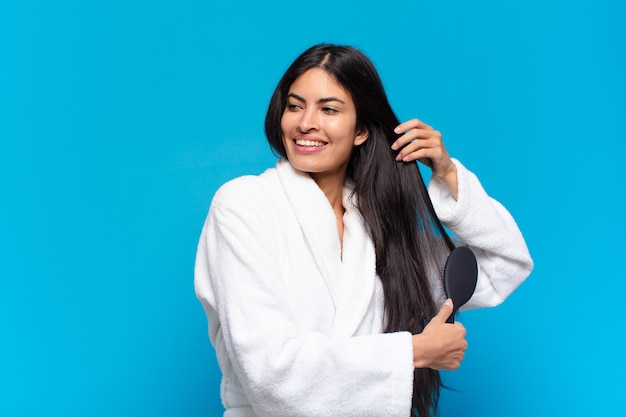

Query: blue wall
<box><xmin>1</xmin><ymin>0</ymin><xmax>624</xmax><ymax>415</ymax></box>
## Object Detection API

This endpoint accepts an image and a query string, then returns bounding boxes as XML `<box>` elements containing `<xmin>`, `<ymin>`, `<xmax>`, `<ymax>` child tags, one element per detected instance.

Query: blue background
<box><xmin>1</xmin><ymin>0</ymin><xmax>624</xmax><ymax>415</ymax></box>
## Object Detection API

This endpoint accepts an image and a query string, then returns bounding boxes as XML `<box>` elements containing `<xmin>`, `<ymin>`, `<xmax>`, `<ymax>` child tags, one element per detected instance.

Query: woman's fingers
<box><xmin>394</xmin><ymin>118</ymin><xmax>433</xmax><ymax>134</ymax></box>
<box><xmin>391</xmin><ymin>118</ymin><xmax>455</xmax><ymax>175</ymax></box>
<box><xmin>412</xmin><ymin>299</ymin><xmax>469</xmax><ymax>370</ymax></box>
<box><xmin>393</xmin><ymin>130</ymin><xmax>444</xmax><ymax>164</ymax></box>
<box><xmin>391</xmin><ymin>119</ymin><xmax>435</xmax><ymax>150</ymax></box>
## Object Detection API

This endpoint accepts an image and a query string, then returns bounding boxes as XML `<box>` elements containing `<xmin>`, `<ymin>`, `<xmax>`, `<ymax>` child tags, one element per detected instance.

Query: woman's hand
<box><xmin>391</xmin><ymin>118</ymin><xmax>458</xmax><ymax>199</ymax></box>
<box><xmin>412</xmin><ymin>299</ymin><xmax>468</xmax><ymax>370</ymax></box>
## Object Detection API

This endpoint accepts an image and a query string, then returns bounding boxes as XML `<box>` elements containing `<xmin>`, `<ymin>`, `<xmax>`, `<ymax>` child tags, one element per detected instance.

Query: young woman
<box><xmin>195</xmin><ymin>44</ymin><xmax>533</xmax><ymax>417</ymax></box>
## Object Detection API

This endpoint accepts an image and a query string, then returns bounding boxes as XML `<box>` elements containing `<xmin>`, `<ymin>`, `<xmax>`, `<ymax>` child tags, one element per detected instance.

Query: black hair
<box><xmin>265</xmin><ymin>44</ymin><xmax>455</xmax><ymax>417</ymax></box>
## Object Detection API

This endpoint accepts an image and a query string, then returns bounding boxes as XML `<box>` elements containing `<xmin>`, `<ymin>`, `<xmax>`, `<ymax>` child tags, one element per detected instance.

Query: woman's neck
<box><xmin>310</xmin><ymin>171</ymin><xmax>346</xmax><ymax>247</ymax></box>
<box><xmin>310</xmin><ymin>171</ymin><xmax>345</xmax><ymax>213</ymax></box>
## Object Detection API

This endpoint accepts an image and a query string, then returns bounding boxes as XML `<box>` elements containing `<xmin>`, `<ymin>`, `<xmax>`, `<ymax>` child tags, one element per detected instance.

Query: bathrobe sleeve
<box><xmin>195</xmin><ymin>178</ymin><xmax>414</xmax><ymax>417</ymax></box>
<box><xmin>428</xmin><ymin>158</ymin><xmax>534</xmax><ymax>309</ymax></box>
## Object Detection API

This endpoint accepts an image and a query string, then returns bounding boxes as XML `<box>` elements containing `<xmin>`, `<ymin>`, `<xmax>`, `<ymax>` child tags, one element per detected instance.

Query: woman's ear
<box><xmin>353</xmin><ymin>127</ymin><xmax>369</xmax><ymax>146</ymax></box>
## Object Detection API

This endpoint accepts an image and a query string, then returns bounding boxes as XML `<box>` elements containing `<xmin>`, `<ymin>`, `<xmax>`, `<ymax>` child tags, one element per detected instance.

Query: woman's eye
<box><xmin>322</xmin><ymin>107</ymin><xmax>338</xmax><ymax>115</ymax></box>
<box><xmin>286</xmin><ymin>103</ymin><xmax>302</xmax><ymax>111</ymax></box>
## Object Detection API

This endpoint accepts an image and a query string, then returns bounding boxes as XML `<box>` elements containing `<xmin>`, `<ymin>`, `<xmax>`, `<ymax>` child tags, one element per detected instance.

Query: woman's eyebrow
<box><xmin>287</xmin><ymin>92</ymin><xmax>346</xmax><ymax>105</ymax></box>
<box><xmin>287</xmin><ymin>93</ymin><xmax>306</xmax><ymax>102</ymax></box>
<box><xmin>318</xmin><ymin>96</ymin><xmax>345</xmax><ymax>105</ymax></box>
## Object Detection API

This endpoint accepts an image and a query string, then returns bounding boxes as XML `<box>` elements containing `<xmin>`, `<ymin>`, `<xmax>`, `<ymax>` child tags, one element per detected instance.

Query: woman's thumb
<box><xmin>435</xmin><ymin>299</ymin><xmax>454</xmax><ymax>323</ymax></box>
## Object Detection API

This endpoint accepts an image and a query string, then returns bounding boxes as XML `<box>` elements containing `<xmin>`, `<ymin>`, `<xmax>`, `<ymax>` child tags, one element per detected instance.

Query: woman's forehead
<box><xmin>288</xmin><ymin>68</ymin><xmax>352</xmax><ymax>103</ymax></box>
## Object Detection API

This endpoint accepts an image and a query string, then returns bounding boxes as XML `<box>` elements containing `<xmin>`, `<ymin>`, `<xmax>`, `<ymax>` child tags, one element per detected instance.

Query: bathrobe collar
<box><xmin>276</xmin><ymin>158</ymin><xmax>378</xmax><ymax>336</ymax></box>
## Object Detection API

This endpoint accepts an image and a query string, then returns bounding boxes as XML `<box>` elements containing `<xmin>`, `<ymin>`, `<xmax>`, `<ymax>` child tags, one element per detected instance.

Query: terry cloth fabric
<box><xmin>195</xmin><ymin>157</ymin><xmax>533</xmax><ymax>417</ymax></box>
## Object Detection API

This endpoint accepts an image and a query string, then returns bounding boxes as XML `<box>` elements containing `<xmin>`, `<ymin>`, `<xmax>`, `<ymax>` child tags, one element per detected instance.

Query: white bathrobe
<box><xmin>194</xmin><ymin>158</ymin><xmax>533</xmax><ymax>417</ymax></box>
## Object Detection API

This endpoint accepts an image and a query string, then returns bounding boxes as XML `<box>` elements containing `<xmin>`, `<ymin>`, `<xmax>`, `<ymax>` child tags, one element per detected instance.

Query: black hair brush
<box><xmin>443</xmin><ymin>246</ymin><xmax>478</xmax><ymax>323</ymax></box>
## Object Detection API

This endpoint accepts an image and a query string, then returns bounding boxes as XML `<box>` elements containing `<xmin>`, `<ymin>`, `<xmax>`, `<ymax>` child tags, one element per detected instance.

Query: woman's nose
<box><xmin>298</xmin><ymin>109</ymin><xmax>319</xmax><ymax>132</ymax></box>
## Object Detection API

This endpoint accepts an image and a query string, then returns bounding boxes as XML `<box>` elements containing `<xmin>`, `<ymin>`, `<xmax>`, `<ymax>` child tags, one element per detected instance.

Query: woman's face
<box><xmin>281</xmin><ymin>68</ymin><xmax>368</xmax><ymax>182</ymax></box>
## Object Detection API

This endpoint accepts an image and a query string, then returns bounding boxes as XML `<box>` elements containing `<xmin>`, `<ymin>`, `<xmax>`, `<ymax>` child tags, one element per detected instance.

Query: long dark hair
<box><xmin>265</xmin><ymin>44</ymin><xmax>455</xmax><ymax>417</ymax></box>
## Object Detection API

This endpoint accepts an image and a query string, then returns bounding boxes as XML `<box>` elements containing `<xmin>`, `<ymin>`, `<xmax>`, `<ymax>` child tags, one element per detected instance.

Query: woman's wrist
<box><xmin>434</xmin><ymin>163</ymin><xmax>458</xmax><ymax>200</ymax></box>
<box><xmin>412</xmin><ymin>333</ymin><xmax>431</xmax><ymax>369</ymax></box>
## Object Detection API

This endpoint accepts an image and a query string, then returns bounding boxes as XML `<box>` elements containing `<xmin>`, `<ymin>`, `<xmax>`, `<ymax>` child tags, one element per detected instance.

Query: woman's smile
<box><xmin>293</xmin><ymin>134</ymin><xmax>328</xmax><ymax>151</ymax></box>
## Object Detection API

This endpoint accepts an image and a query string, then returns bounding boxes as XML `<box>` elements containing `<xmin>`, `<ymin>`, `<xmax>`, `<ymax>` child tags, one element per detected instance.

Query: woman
<box><xmin>195</xmin><ymin>44</ymin><xmax>533</xmax><ymax>417</ymax></box>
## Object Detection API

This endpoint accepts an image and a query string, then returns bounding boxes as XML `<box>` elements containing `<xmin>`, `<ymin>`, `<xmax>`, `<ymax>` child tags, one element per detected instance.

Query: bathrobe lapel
<box><xmin>276</xmin><ymin>159</ymin><xmax>377</xmax><ymax>336</ymax></box>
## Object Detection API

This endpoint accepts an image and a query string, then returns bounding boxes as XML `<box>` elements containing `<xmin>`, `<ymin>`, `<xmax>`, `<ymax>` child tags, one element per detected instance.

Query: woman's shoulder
<box><xmin>211</xmin><ymin>166</ymin><xmax>282</xmax><ymax>210</ymax></box>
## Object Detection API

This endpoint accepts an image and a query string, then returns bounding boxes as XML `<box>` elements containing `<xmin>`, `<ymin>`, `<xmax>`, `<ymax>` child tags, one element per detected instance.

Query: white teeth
<box><xmin>295</xmin><ymin>139</ymin><xmax>325</xmax><ymax>147</ymax></box>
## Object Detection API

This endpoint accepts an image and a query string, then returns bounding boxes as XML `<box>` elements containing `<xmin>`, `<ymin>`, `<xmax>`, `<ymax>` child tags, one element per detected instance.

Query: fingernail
<box><xmin>394</xmin><ymin>126</ymin><xmax>401</xmax><ymax>133</ymax></box>
<box><xmin>390</xmin><ymin>142</ymin><xmax>398</xmax><ymax>150</ymax></box>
